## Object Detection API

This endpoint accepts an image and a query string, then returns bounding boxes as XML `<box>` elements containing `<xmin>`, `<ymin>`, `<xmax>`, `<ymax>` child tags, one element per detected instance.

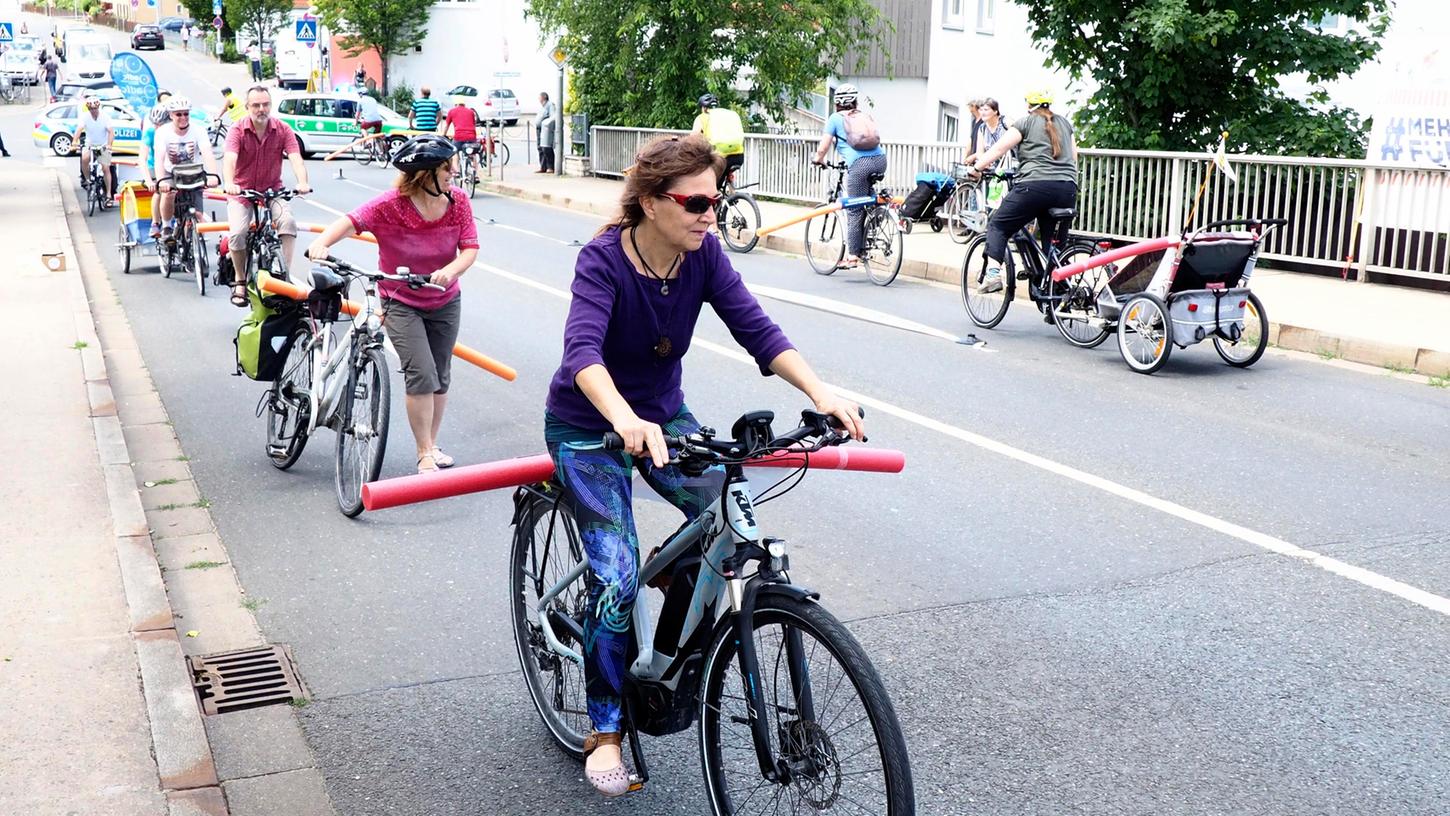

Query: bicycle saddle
<box><xmin>1047</xmin><ymin>207</ymin><xmax>1076</xmax><ymax>221</ymax></box>
<box><xmin>309</xmin><ymin>267</ymin><xmax>345</xmax><ymax>291</ymax></box>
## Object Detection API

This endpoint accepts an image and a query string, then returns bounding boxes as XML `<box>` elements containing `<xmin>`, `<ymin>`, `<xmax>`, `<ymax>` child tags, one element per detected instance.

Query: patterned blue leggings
<box><xmin>545</xmin><ymin>408</ymin><xmax>724</xmax><ymax>733</ymax></box>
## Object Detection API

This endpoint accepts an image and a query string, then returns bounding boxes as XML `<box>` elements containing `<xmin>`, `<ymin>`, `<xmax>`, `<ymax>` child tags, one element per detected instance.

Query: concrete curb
<box><xmin>54</xmin><ymin>174</ymin><xmax>229</xmax><ymax>811</ymax></box>
<box><xmin>57</xmin><ymin>170</ymin><xmax>340</xmax><ymax>816</ymax></box>
<box><xmin>481</xmin><ymin>179</ymin><xmax>1450</xmax><ymax>377</ymax></box>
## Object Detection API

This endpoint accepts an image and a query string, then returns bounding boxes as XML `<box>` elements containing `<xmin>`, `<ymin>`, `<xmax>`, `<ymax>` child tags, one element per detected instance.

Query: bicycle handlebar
<box><xmin>601</xmin><ymin>409</ymin><xmax>865</xmax><ymax>464</ymax></box>
<box><xmin>315</xmin><ymin>255</ymin><xmax>446</xmax><ymax>291</ymax></box>
<box><xmin>238</xmin><ymin>188</ymin><xmax>301</xmax><ymax>201</ymax></box>
<box><xmin>812</xmin><ymin>160</ymin><xmax>848</xmax><ymax>171</ymax></box>
<box><xmin>156</xmin><ymin>171</ymin><xmax>222</xmax><ymax>190</ymax></box>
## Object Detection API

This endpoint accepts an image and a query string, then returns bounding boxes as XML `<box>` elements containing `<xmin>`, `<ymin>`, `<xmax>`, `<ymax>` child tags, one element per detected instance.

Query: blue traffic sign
<box><xmin>0</xmin><ymin>22</ymin><xmax>14</xmax><ymax>43</ymax></box>
<box><xmin>294</xmin><ymin>19</ymin><xmax>317</xmax><ymax>43</ymax></box>
<box><xmin>212</xmin><ymin>0</ymin><xmax>221</xmax><ymax>13</ymax></box>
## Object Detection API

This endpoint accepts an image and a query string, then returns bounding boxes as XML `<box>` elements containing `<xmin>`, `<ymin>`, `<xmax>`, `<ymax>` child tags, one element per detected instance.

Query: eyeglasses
<box><xmin>657</xmin><ymin>192</ymin><xmax>721</xmax><ymax>214</ymax></box>
<box><xmin>171</xmin><ymin>112</ymin><xmax>190</xmax><ymax>117</ymax></box>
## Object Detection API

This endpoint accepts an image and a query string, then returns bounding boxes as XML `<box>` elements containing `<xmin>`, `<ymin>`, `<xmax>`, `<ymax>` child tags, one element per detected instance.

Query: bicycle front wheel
<box><xmin>266</xmin><ymin>324</ymin><xmax>313</xmax><ymax>470</ymax></box>
<box><xmin>509</xmin><ymin>490</ymin><xmax>591</xmax><ymax>759</ymax></box>
<box><xmin>863</xmin><ymin>207</ymin><xmax>905</xmax><ymax>286</ymax></box>
<box><xmin>335</xmin><ymin>345</ymin><xmax>390</xmax><ymax>517</ymax></box>
<box><xmin>805</xmin><ymin>210</ymin><xmax>845</xmax><ymax>275</ymax></box>
<box><xmin>718</xmin><ymin>193</ymin><xmax>761</xmax><ymax>253</ymax></box>
<box><xmin>961</xmin><ymin>234</ymin><xmax>1012</xmax><ymax>328</ymax></box>
<box><xmin>190</xmin><ymin>225</ymin><xmax>209</xmax><ymax>296</ymax></box>
<box><xmin>699</xmin><ymin>593</ymin><xmax>915</xmax><ymax>816</ymax></box>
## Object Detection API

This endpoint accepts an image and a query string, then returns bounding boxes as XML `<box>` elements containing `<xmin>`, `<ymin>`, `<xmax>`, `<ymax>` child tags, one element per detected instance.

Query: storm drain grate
<box><xmin>187</xmin><ymin>644</ymin><xmax>306</xmax><ymax>715</ymax></box>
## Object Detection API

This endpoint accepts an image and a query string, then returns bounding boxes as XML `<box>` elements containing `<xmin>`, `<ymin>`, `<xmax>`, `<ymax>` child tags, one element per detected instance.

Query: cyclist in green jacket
<box><xmin>690</xmin><ymin>94</ymin><xmax>745</xmax><ymax>179</ymax></box>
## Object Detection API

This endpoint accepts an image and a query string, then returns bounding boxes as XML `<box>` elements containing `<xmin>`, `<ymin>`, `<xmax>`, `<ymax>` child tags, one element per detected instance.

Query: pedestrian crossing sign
<box><xmin>295</xmin><ymin>19</ymin><xmax>317</xmax><ymax>43</ymax></box>
<box><xmin>0</xmin><ymin>23</ymin><xmax>14</xmax><ymax>43</ymax></box>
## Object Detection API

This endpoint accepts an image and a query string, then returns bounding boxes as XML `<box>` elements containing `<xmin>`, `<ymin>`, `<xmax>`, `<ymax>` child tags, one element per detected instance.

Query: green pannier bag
<box><xmin>234</xmin><ymin>279</ymin><xmax>303</xmax><ymax>381</ymax></box>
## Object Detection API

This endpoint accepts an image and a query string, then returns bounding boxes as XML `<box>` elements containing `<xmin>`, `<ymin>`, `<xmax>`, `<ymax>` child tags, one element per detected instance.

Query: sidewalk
<box><xmin>0</xmin><ymin>164</ymin><xmax>210</xmax><ymax>813</ymax></box>
<box><xmin>482</xmin><ymin>172</ymin><xmax>1450</xmax><ymax>376</ymax></box>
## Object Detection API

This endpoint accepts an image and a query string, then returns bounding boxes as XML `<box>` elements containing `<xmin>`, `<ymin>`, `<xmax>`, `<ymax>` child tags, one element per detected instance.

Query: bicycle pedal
<box><xmin>627</xmin><ymin>775</ymin><xmax>646</xmax><ymax>793</ymax></box>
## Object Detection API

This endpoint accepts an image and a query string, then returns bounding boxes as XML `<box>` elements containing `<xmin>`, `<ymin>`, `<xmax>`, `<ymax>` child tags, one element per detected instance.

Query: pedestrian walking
<box><xmin>408</xmin><ymin>86</ymin><xmax>441</xmax><ymax>132</ymax></box>
<box><xmin>535</xmin><ymin>92</ymin><xmax>556</xmax><ymax>173</ymax></box>
<box><xmin>42</xmin><ymin>53</ymin><xmax>59</xmax><ymax>102</ymax></box>
<box><xmin>246</xmin><ymin>42</ymin><xmax>263</xmax><ymax>82</ymax></box>
<box><xmin>966</xmin><ymin>98</ymin><xmax>984</xmax><ymax>155</ymax></box>
<box><xmin>305</xmin><ymin>135</ymin><xmax>480</xmax><ymax>475</ymax></box>
<box><xmin>0</xmin><ymin>130</ymin><xmax>11</xmax><ymax>158</ymax></box>
<box><xmin>181</xmin><ymin>24</ymin><xmax>191</xmax><ymax>51</ymax></box>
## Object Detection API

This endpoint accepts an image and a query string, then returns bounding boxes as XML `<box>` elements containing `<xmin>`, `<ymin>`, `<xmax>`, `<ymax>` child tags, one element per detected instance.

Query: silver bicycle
<box><xmin>510</xmin><ymin>409</ymin><xmax>915</xmax><ymax>814</ymax></box>
<box><xmin>264</xmin><ymin>256</ymin><xmax>441</xmax><ymax>517</ymax></box>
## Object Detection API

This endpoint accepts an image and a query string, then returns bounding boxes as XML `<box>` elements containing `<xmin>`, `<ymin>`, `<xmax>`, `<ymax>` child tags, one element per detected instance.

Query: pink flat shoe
<box><xmin>583</xmin><ymin>731</ymin><xmax>631</xmax><ymax>798</ymax></box>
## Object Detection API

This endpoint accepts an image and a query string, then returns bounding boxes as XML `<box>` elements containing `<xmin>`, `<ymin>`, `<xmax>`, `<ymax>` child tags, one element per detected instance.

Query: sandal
<box><xmin>230</xmin><ymin>284</ymin><xmax>248</xmax><ymax>307</ymax></box>
<box><xmin>429</xmin><ymin>446</ymin><xmax>455</xmax><ymax>468</ymax></box>
<box><xmin>417</xmin><ymin>453</ymin><xmax>439</xmax><ymax>474</ymax></box>
<box><xmin>582</xmin><ymin>731</ymin><xmax>631</xmax><ymax>798</ymax></box>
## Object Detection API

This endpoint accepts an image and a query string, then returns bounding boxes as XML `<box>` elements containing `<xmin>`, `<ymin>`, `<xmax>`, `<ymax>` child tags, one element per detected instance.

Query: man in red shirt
<box><xmin>222</xmin><ymin>85</ymin><xmax>312</xmax><ymax>306</ymax></box>
<box><xmin>442</xmin><ymin>99</ymin><xmax>481</xmax><ymax>180</ymax></box>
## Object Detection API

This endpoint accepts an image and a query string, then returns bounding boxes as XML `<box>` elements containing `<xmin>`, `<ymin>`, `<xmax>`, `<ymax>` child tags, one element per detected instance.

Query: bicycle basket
<box><xmin>171</xmin><ymin>162</ymin><xmax>207</xmax><ymax>191</ymax></box>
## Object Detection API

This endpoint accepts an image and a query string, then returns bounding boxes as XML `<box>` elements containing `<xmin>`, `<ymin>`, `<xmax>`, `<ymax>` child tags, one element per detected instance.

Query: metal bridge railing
<box><xmin>590</xmin><ymin>126</ymin><xmax>1450</xmax><ymax>282</ymax></box>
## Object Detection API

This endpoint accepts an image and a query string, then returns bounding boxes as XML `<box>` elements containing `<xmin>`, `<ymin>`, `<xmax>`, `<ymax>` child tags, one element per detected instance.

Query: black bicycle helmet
<box><xmin>698</xmin><ymin>93</ymin><xmax>718</xmax><ymax>109</ymax></box>
<box><xmin>392</xmin><ymin>134</ymin><xmax>457</xmax><ymax>171</ymax></box>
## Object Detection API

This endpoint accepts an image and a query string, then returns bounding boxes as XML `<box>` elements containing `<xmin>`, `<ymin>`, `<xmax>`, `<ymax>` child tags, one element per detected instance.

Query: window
<box><xmin>942</xmin><ymin>0</ymin><xmax>964</xmax><ymax>30</ymax></box>
<box><xmin>976</xmin><ymin>0</ymin><xmax>995</xmax><ymax>33</ymax></box>
<box><xmin>277</xmin><ymin>99</ymin><xmax>296</xmax><ymax>115</ymax></box>
<box><xmin>939</xmin><ymin>102</ymin><xmax>960</xmax><ymax>142</ymax></box>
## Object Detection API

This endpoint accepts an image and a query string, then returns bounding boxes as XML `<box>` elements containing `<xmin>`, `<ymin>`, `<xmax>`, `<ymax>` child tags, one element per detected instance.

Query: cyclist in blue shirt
<box><xmin>139</xmin><ymin>89</ymin><xmax>173</xmax><ymax>238</ymax></box>
<box><xmin>810</xmin><ymin>84</ymin><xmax>886</xmax><ymax>268</ymax></box>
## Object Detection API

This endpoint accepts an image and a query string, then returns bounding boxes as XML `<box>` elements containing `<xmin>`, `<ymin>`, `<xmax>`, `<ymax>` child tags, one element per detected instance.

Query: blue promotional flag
<box><xmin>109</xmin><ymin>52</ymin><xmax>159</xmax><ymax>117</ymax></box>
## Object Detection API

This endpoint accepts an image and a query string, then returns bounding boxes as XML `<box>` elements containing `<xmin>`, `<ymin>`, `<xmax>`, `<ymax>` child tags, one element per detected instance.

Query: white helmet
<box><xmin>166</xmin><ymin>95</ymin><xmax>192</xmax><ymax>113</ymax></box>
<box><xmin>834</xmin><ymin>84</ymin><xmax>859</xmax><ymax>108</ymax></box>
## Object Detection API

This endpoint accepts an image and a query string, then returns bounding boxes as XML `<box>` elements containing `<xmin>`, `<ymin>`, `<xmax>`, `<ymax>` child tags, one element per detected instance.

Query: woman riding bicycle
<box><xmin>544</xmin><ymin>134</ymin><xmax>863</xmax><ymax>798</ymax></box>
<box><xmin>970</xmin><ymin>89</ymin><xmax>1078</xmax><ymax>294</ymax></box>
<box><xmin>306</xmin><ymin>135</ymin><xmax>480</xmax><ymax>474</ymax></box>
<box><xmin>810</xmin><ymin>84</ymin><xmax>886</xmax><ymax>269</ymax></box>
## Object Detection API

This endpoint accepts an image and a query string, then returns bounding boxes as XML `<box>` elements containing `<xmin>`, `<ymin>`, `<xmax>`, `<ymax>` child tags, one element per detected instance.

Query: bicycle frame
<box><xmin>523</xmin><ymin>459</ymin><xmax>816</xmax><ymax>783</ymax></box>
<box><xmin>301</xmin><ymin>279</ymin><xmax>384</xmax><ymax>434</ymax></box>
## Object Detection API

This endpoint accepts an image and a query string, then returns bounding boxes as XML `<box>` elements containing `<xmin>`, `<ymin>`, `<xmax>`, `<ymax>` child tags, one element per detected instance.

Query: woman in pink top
<box><xmin>306</xmin><ymin>135</ymin><xmax>479</xmax><ymax>474</ymax></box>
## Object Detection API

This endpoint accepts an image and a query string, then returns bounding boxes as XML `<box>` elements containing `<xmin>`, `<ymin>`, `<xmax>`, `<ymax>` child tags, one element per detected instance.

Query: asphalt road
<box><xmin>10</xmin><ymin>36</ymin><xmax>1450</xmax><ymax>816</ymax></box>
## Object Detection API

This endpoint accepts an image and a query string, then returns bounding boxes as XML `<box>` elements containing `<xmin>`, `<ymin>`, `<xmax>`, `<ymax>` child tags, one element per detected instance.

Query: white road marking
<box><xmin>475</xmin><ymin>260</ymin><xmax>1450</xmax><ymax>618</ymax></box>
<box><xmin>744</xmin><ymin>283</ymin><xmax>966</xmax><ymax>344</ymax></box>
<box><xmin>486</xmin><ymin>222</ymin><xmax>576</xmax><ymax>245</ymax></box>
<box><xmin>301</xmin><ymin>198</ymin><xmax>348</xmax><ymax>218</ymax></box>
<box><xmin>341</xmin><ymin>178</ymin><xmax>387</xmax><ymax>195</ymax></box>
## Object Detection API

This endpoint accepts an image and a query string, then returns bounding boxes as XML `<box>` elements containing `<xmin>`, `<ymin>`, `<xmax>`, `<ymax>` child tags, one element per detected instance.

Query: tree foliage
<box><xmin>224</xmin><ymin>0</ymin><xmax>293</xmax><ymax>51</ymax></box>
<box><xmin>526</xmin><ymin>0</ymin><xmax>889</xmax><ymax>130</ymax></box>
<box><xmin>315</xmin><ymin>0</ymin><xmax>433</xmax><ymax>94</ymax></box>
<box><xmin>1019</xmin><ymin>0</ymin><xmax>1391</xmax><ymax>157</ymax></box>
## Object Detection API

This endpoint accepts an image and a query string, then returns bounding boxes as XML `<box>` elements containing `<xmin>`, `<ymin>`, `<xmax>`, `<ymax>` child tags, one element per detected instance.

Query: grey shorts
<box><xmin>383</xmin><ymin>296</ymin><xmax>462</xmax><ymax>395</ymax></box>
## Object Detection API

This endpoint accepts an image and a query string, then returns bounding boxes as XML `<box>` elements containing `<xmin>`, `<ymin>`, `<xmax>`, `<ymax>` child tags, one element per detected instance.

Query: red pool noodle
<box><xmin>1050</xmin><ymin>236</ymin><xmax>1180</xmax><ymax>282</ymax></box>
<box><xmin>361</xmin><ymin>447</ymin><xmax>906</xmax><ymax>511</ymax></box>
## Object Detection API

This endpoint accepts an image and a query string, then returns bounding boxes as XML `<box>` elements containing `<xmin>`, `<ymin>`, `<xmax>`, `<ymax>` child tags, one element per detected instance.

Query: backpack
<box><xmin>233</xmin><ymin>272</ymin><xmax>303</xmax><ymax>381</ymax></box>
<box><xmin>704</xmin><ymin>108</ymin><xmax>745</xmax><ymax>155</ymax></box>
<box><xmin>841</xmin><ymin>109</ymin><xmax>881</xmax><ymax>151</ymax></box>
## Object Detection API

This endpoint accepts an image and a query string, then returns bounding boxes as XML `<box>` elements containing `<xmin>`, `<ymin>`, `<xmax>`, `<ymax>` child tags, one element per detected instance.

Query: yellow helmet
<box><xmin>1024</xmin><ymin>89</ymin><xmax>1053</xmax><ymax>108</ymax></box>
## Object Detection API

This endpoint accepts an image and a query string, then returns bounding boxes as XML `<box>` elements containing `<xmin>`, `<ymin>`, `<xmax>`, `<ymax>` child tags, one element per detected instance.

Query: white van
<box><xmin>62</xmin><ymin>31</ymin><xmax>113</xmax><ymax>82</ymax></box>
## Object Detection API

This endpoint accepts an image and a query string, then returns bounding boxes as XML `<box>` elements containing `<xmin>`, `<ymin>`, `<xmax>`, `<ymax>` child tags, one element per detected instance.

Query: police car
<box><xmin>32</xmin><ymin>98</ymin><xmax>212</xmax><ymax>157</ymax></box>
<box><xmin>33</xmin><ymin>98</ymin><xmax>143</xmax><ymax>156</ymax></box>
<box><xmin>274</xmin><ymin>92</ymin><xmax>413</xmax><ymax>158</ymax></box>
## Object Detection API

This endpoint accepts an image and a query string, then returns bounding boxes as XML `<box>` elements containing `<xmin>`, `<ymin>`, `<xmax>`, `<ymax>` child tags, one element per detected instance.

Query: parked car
<box><xmin>157</xmin><ymin>17</ymin><xmax>196</xmax><ymax>33</ymax></box>
<box><xmin>275</xmin><ymin>92</ymin><xmax>417</xmax><ymax>158</ymax></box>
<box><xmin>1</xmin><ymin>35</ymin><xmax>43</xmax><ymax>86</ymax></box>
<box><xmin>132</xmin><ymin>25</ymin><xmax>165</xmax><ymax>50</ymax></box>
<box><xmin>32</xmin><ymin>98</ymin><xmax>143</xmax><ymax>157</ymax></box>
<box><xmin>55</xmin><ymin>79</ymin><xmax>127</xmax><ymax>104</ymax></box>
<box><xmin>446</xmin><ymin>85</ymin><xmax>520</xmax><ymax>126</ymax></box>
<box><xmin>61</xmin><ymin>36</ymin><xmax>112</xmax><ymax>82</ymax></box>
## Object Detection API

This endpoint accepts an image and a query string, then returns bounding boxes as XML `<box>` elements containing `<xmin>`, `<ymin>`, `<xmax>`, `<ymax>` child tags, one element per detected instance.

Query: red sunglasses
<box><xmin>657</xmin><ymin>191</ymin><xmax>721</xmax><ymax>214</ymax></box>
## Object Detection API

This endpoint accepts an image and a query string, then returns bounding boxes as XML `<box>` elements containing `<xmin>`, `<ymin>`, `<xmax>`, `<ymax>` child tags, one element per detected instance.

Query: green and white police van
<box><xmin>273</xmin><ymin>92</ymin><xmax>415</xmax><ymax>158</ymax></box>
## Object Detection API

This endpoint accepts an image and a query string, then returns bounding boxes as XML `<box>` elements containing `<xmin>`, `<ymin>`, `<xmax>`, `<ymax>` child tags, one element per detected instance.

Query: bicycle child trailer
<box><xmin>900</xmin><ymin>171</ymin><xmax>955</xmax><ymax>233</ymax></box>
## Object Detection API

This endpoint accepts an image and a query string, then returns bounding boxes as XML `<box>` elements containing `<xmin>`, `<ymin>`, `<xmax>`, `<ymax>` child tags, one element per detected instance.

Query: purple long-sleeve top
<box><xmin>546</xmin><ymin>228</ymin><xmax>796</xmax><ymax>431</ymax></box>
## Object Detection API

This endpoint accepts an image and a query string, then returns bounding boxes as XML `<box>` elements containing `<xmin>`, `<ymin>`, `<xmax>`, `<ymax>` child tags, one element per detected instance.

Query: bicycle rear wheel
<box><xmin>961</xmin><ymin>234</ymin><xmax>1012</xmax><ymax>328</ymax></box>
<box><xmin>863</xmin><ymin>207</ymin><xmax>905</xmax><ymax>286</ymax></box>
<box><xmin>944</xmin><ymin>184</ymin><xmax>978</xmax><ymax>245</ymax></box>
<box><xmin>266</xmin><ymin>325</ymin><xmax>313</xmax><ymax>470</ymax></box>
<box><xmin>1049</xmin><ymin>244</ymin><xmax>1110</xmax><ymax>348</ymax></box>
<box><xmin>699</xmin><ymin>593</ymin><xmax>915</xmax><ymax>816</ymax></box>
<box><xmin>354</xmin><ymin>137</ymin><xmax>375</xmax><ymax>166</ymax></box>
<box><xmin>334</xmin><ymin>345</ymin><xmax>391</xmax><ymax>517</ymax></box>
<box><xmin>509</xmin><ymin>490</ymin><xmax>590</xmax><ymax>759</ymax></box>
<box><xmin>718</xmin><ymin>192</ymin><xmax>761</xmax><ymax>253</ymax></box>
<box><xmin>805</xmin><ymin>210</ymin><xmax>845</xmax><ymax>275</ymax></box>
